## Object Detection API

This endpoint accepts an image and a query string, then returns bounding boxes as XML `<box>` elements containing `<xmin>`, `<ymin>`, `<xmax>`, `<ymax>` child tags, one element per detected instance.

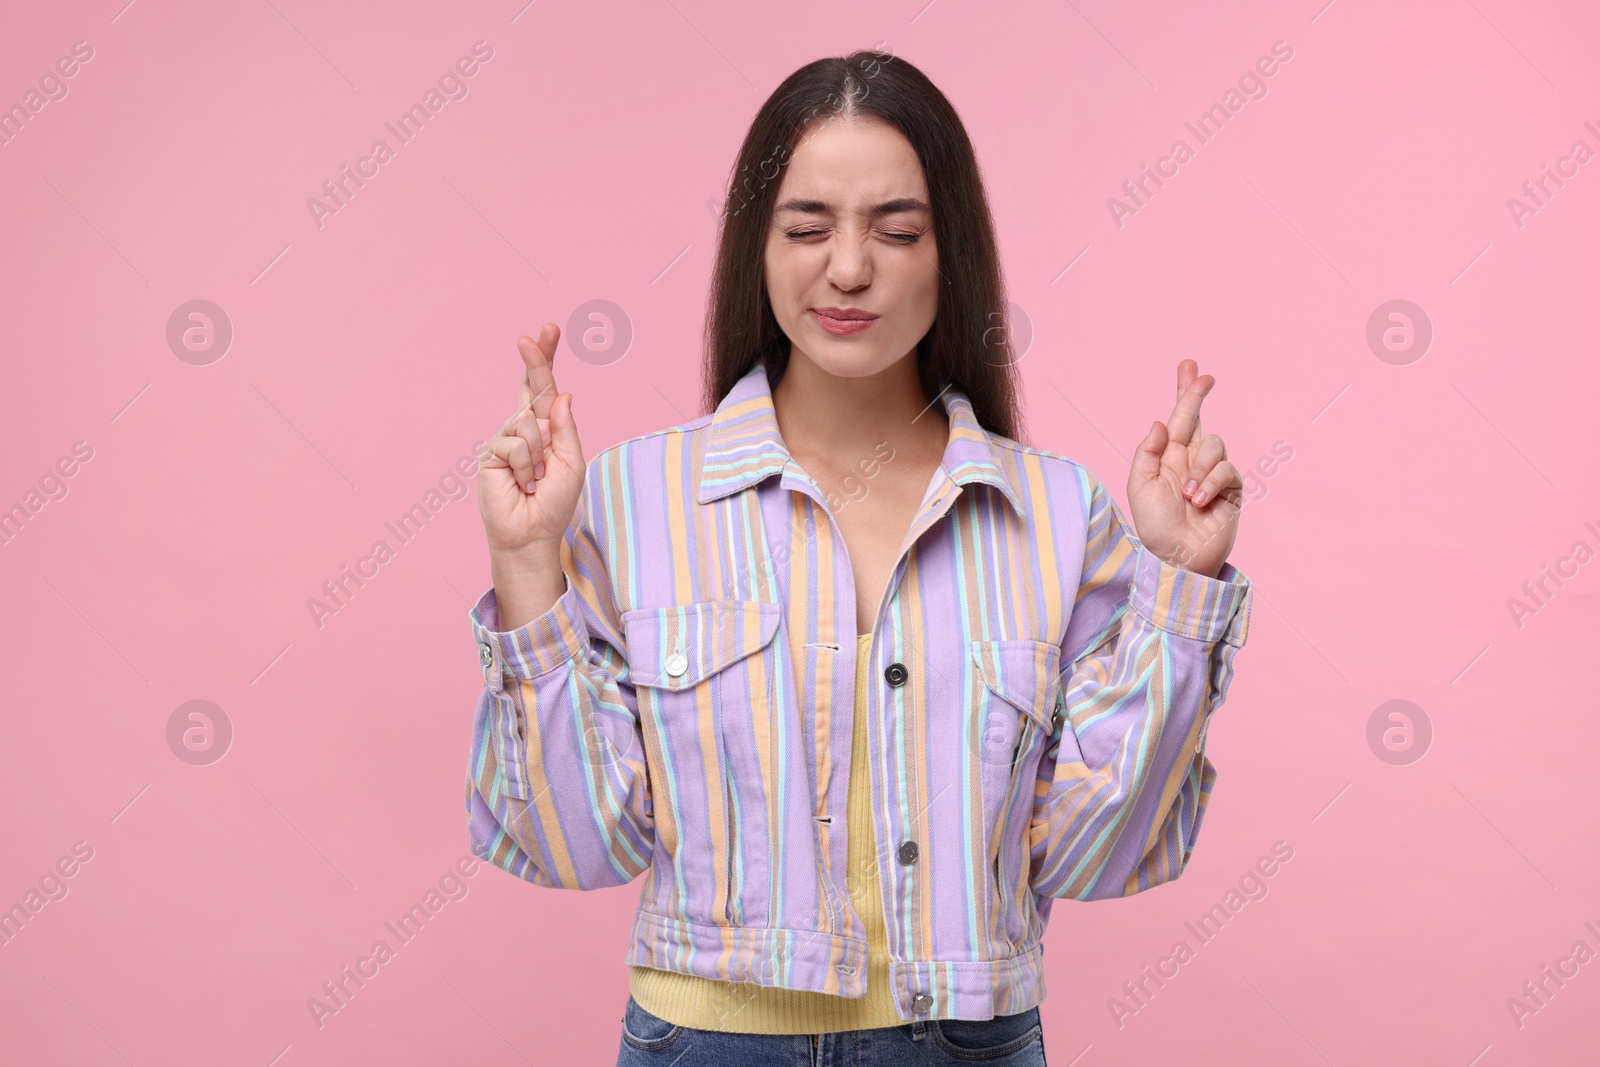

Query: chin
<box><xmin>793</xmin><ymin>333</ymin><xmax>908</xmax><ymax>377</ymax></box>
<box><xmin>806</xmin><ymin>349</ymin><xmax>897</xmax><ymax>379</ymax></box>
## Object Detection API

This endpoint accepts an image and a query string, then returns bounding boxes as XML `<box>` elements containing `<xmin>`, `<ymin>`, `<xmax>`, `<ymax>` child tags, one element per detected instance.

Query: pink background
<box><xmin>2</xmin><ymin>0</ymin><xmax>1597</xmax><ymax>1063</ymax></box>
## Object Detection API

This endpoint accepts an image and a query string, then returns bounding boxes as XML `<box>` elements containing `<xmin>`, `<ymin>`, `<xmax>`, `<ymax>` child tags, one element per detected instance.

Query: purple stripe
<box><xmin>461</xmin><ymin>358</ymin><xmax>1254</xmax><ymax>1021</ymax></box>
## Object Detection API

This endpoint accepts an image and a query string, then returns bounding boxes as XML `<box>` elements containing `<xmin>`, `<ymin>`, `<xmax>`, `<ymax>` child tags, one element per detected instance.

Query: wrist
<box><xmin>489</xmin><ymin>540</ymin><xmax>563</xmax><ymax>576</ymax></box>
<box><xmin>488</xmin><ymin>546</ymin><xmax>568</xmax><ymax>632</ymax></box>
<box><xmin>1145</xmin><ymin>542</ymin><xmax>1222</xmax><ymax>580</ymax></box>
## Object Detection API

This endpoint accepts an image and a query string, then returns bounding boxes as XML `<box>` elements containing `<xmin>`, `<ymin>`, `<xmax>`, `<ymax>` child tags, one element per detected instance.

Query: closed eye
<box><xmin>784</xmin><ymin>229</ymin><xmax>922</xmax><ymax>243</ymax></box>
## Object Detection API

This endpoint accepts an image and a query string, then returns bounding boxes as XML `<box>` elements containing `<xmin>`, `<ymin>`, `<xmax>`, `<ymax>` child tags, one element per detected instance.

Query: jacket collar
<box><xmin>696</xmin><ymin>359</ymin><xmax>1025</xmax><ymax>515</ymax></box>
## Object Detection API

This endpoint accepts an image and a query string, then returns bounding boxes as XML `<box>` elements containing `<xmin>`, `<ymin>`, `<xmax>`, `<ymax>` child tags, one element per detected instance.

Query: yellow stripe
<box><xmin>628</xmin><ymin>634</ymin><xmax>903</xmax><ymax>1031</ymax></box>
<box><xmin>519</xmin><ymin>680</ymin><xmax>579</xmax><ymax>888</ymax></box>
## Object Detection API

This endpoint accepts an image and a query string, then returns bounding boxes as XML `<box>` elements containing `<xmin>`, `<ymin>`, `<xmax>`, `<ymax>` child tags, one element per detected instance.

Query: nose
<box><xmin>824</xmin><ymin>230</ymin><xmax>872</xmax><ymax>293</ymax></box>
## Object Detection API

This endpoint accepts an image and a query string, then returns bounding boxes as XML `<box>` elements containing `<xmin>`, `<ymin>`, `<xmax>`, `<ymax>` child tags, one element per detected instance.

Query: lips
<box><xmin>810</xmin><ymin>308</ymin><xmax>878</xmax><ymax>335</ymax></box>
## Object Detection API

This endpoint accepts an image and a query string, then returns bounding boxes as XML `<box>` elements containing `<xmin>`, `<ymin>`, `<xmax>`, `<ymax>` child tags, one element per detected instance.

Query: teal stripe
<box><xmin>461</xmin><ymin>355</ymin><xmax>1255</xmax><ymax>1015</ymax></box>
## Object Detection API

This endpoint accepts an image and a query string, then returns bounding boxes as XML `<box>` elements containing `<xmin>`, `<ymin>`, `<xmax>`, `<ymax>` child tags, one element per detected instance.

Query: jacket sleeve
<box><xmin>464</xmin><ymin>459</ymin><xmax>654</xmax><ymax>890</ymax></box>
<box><xmin>1028</xmin><ymin>470</ymin><xmax>1252</xmax><ymax>900</ymax></box>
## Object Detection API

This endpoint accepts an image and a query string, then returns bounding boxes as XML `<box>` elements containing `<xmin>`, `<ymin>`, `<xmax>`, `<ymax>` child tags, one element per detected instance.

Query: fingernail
<box><xmin>533</xmin><ymin>462</ymin><xmax>546</xmax><ymax>480</ymax></box>
<box><xmin>1193</xmin><ymin>489</ymin><xmax>1208</xmax><ymax>505</ymax></box>
<box><xmin>1183</xmin><ymin>479</ymin><xmax>1198</xmax><ymax>497</ymax></box>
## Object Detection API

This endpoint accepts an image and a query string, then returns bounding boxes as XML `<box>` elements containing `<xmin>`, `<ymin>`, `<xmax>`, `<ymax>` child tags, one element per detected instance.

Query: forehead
<box><xmin>774</xmin><ymin>116</ymin><xmax>929</xmax><ymax>208</ymax></box>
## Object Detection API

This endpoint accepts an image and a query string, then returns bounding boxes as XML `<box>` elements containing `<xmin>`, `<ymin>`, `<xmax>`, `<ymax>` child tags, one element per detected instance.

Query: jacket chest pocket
<box><xmin>970</xmin><ymin>638</ymin><xmax>1062</xmax><ymax>940</ymax></box>
<box><xmin>622</xmin><ymin>599</ymin><xmax>781</xmax><ymax>927</ymax></box>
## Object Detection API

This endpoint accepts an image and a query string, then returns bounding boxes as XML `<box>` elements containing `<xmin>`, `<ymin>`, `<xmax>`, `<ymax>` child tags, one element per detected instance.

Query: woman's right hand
<box><xmin>478</xmin><ymin>323</ymin><xmax>584</xmax><ymax>567</ymax></box>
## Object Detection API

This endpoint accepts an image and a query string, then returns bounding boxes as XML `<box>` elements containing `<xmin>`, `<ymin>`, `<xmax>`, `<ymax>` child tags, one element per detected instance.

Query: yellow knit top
<box><xmin>629</xmin><ymin>633</ymin><xmax>902</xmax><ymax>1032</ymax></box>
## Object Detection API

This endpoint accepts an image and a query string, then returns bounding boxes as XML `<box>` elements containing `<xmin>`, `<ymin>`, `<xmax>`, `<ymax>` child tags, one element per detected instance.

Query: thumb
<box><xmin>547</xmin><ymin>391</ymin><xmax>584</xmax><ymax>467</ymax></box>
<box><xmin>1130</xmin><ymin>419</ymin><xmax>1165</xmax><ymax>483</ymax></box>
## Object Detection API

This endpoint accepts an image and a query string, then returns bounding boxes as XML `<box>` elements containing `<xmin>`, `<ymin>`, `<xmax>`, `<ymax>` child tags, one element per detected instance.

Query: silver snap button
<box><xmin>478</xmin><ymin>642</ymin><xmax>493</xmax><ymax>666</ymax></box>
<box><xmin>664</xmin><ymin>652</ymin><xmax>688</xmax><ymax>677</ymax></box>
<box><xmin>911</xmin><ymin>992</ymin><xmax>933</xmax><ymax>1013</ymax></box>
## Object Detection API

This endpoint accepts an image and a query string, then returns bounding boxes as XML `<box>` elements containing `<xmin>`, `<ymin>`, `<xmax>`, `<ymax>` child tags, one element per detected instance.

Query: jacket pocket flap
<box><xmin>970</xmin><ymin>639</ymin><xmax>1062</xmax><ymax>731</ymax></box>
<box><xmin>622</xmin><ymin>600</ymin><xmax>781</xmax><ymax>690</ymax></box>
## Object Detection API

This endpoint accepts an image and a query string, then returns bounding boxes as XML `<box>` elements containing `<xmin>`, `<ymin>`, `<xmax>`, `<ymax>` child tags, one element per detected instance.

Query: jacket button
<box><xmin>478</xmin><ymin>641</ymin><xmax>493</xmax><ymax>666</ymax></box>
<box><xmin>884</xmin><ymin>662</ymin><xmax>907</xmax><ymax>686</ymax></box>
<box><xmin>897</xmin><ymin>840</ymin><xmax>918</xmax><ymax>865</ymax></box>
<box><xmin>664</xmin><ymin>652</ymin><xmax>688</xmax><ymax>677</ymax></box>
<box><xmin>911</xmin><ymin>992</ymin><xmax>933</xmax><ymax>1013</ymax></box>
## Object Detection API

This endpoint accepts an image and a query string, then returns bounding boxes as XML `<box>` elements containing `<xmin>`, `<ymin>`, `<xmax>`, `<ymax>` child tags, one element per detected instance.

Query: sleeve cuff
<box><xmin>468</xmin><ymin>572</ymin><xmax>591</xmax><ymax>692</ymax></box>
<box><xmin>1128</xmin><ymin>546</ymin><xmax>1252</xmax><ymax>646</ymax></box>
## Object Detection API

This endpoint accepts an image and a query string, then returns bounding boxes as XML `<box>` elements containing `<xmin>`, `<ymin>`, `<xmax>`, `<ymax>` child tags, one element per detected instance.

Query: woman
<box><xmin>467</xmin><ymin>50</ymin><xmax>1252</xmax><ymax>1065</ymax></box>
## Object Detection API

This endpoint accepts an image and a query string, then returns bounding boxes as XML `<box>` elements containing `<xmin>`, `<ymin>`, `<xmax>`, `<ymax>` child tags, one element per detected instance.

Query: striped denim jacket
<box><xmin>464</xmin><ymin>358</ymin><xmax>1254</xmax><ymax>1023</ymax></box>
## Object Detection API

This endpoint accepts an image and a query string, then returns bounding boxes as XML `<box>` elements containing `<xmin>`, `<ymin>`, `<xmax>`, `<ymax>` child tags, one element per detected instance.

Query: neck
<box><xmin>770</xmin><ymin>351</ymin><xmax>948</xmax><ymax>470</ymax></box>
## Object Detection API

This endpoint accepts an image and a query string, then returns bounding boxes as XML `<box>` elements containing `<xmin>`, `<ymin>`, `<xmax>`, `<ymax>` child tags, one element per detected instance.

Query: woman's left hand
<box><xmin>1126</xmin><ymin>359</ymin><xmax>1243</xmax><ymax>579</ymax></box>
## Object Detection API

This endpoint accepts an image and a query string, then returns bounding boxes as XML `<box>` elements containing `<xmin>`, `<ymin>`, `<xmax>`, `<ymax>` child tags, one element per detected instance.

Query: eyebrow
<box><xmin>773</xmin><ymin>197</ymin><xmax>930</xmax><ymax>216</ymax></box>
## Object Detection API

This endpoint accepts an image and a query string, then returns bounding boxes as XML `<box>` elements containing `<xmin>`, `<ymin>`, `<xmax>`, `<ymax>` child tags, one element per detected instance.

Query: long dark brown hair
<box><xmin>700</xmin><ymin>49</ymin><xmax>1026</xmax><ymax>445</ymax></box>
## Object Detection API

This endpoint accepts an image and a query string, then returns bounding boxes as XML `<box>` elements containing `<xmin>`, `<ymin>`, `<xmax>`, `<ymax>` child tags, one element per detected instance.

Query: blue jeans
<box><xmin>616</xmin><ymin>994</ymin><xmax>1048</xmax><ymax>1065</ymax></box>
